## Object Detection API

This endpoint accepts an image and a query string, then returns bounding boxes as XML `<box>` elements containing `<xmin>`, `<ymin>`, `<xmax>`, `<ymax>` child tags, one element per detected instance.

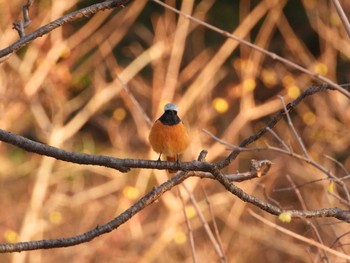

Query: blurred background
<box><xmin>0</xmin><ymin>0</ymin><xmax>350</xmax><ymax>262</ymax></box>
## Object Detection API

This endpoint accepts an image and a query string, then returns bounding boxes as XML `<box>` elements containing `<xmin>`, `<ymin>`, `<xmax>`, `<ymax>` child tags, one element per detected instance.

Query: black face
<box><xmin>159</xmin><ymin>110</ymin><xmax>181</xmax><ymax>125</ymax></box>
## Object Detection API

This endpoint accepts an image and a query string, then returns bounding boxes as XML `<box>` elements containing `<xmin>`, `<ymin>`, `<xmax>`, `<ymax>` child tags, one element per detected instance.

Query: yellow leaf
<box><xmin>278</xmin><ymin>212</ymin><xmax>292</xmax><ymax>223</ymax></box>
<box><xmin>243</xmin><ymin>79</ymin><xmax>256</xmax><ymax>92</ymax></box>
<box><xmin>212</xmin><ymin>97</ymin><xmax>229</xmax><ymax>114</ymax></box>
<box><xmin>4</xmin><ymin>229</ymin><xmax>18</xmax><ymax>243</ymax></box>
<box><xmin>303</xmin><ymin>111</ymin><xmax>316</xmax><ymax>125</ymax></box>
<box><xmin>287</xmin><ymin>85</ymin><xmax>300</xmax><ymax>99</ymax></box>
<box><xmin>185</xmin><ymin>205</ymin><xmax>196</xmax><ymax>219</ymax></box>
<box><xmin>49</xmin><ymin>211</ymin><xmax>63</xmax><ymax>225</ymax></box>
<box><xmin>313</xmin><ymin>63</ymin><xmax>328</xmax><ymax>76</ymax></box>
<box><xmin>261</xmin><ymin>69</ymin><xmax>277</xmax><ymax>87</ymax></box>
<box><xmin>282</xmin><ymin>75</ymin><xmax>295</xmax><ymax>86</ymax></box>
<box><xmin>113</xmin><ymin>107</ymin><xmax>127</xmax><ymax>122</ymax></box>
<box><xmin>174</xmin><ymin>231</ymin><xmax>187</xmax><ymax>244</ymax></box>
<box><xmin>330</xmin><ymin>13</ymin><xmax>341</xmax><ymax>26</ymax></box>
<box><xmin>123</xmin><ymin>186</ymin><xmax>140</xmax><ymax>200</ymax></box>
<box><xmin>328</xmin><ymin>181</ymin><xmax>335</xmax><ymax>193</ymax></box>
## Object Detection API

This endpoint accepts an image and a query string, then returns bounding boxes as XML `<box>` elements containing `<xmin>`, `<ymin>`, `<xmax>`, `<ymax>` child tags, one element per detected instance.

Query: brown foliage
<box><xmin>0</xmin><ymin>0</ymin><xmax>350</xmax><ymax>262</ymax></box>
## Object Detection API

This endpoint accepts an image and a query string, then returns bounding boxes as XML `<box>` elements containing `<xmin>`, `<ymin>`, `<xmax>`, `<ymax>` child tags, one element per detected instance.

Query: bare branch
<box><xmin>210</xmin><ymin>166</ymin><xmax>350</xmax><ymax>222</ymax></box>
<box><xmin>0</xmin><ymin>169</ymin><xmax>192</xmax><ymax>252</ymax></box>
<box><xmin>216</xmin><ymin>83</ymin><xmax>350</xmax><ymax>169</ymax></box>
<box><xmin>214</xmin><ymin>142</ymin><xmax>350</xmax><ymax>206</ymax></box>
<box><xmin>13</xmin><ymin>0</ymin><xmax>34</xmax><ymax>37</ymax></box>
<box><xmin>0</xmin><ymin>0</ymin><xmax>131</xmax><ymax>62</ymax></box>
<box><xmin>0</xmin><ymin>129</ymin><xmax>215</xmax><ymax>173</ymax></box>
<box><xmin>196</xmin><ymin>159</ymin><xmax>272</xmax><ymax>182</ymax></box>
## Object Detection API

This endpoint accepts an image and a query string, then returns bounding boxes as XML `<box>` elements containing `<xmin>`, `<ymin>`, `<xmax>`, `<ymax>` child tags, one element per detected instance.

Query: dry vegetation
<box><xmin>0</xmin><ymin>0</ymin><xmax>350</xmax><ymax>262</ymax></box>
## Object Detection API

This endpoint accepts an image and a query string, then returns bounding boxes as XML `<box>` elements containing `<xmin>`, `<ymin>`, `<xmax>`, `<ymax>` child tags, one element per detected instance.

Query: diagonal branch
<box><xmin>216</xmin><ymin>83</ymin><xmax>350</xmax><ymax>168</ymax></box>
<box><xmin>0</xmin><ymin>170</ymin><xmax>192</xmax><ymax>252</ymax></box>
<box><xmin>0</xmin><ymin>0</ymin><xmax>131</xmax><ymax>61</ymax></box>
<box><xmin>210</xmin><ymin>167</ymin><xmax>350</xmax><ymax>222</ymax></box>
<box><xmin>331</xmin><ymin>0</ymin><xmax>350</xmax><ymax>39</ymax></box>
<box><xmin>278</xmin><ymin>95</ymin><xmax>310</xmax><ymax>159</ymax></box>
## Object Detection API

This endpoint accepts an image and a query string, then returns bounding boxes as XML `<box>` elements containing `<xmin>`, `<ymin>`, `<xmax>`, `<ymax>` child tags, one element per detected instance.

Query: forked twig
<box><xmin>13</xmin><ymin>0</ymin><xmax>34</xmax><ymax>37</ymax></box>
<box><xmin>266</xmin><ymin>127</ymin><xmax>291</xmax><ymax>151</ymax></box>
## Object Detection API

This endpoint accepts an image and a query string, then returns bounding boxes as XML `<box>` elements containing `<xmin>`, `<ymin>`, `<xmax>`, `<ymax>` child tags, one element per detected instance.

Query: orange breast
<box><xmin>149</xmin><ymin>120</ymin><xmax>189</xmax><ymax>157</ymax></box>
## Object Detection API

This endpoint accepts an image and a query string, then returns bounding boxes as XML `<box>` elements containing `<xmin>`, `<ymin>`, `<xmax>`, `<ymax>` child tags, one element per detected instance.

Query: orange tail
<box><xmin>166</xmin><ymin>155</ymin><xmax>177</xmax><ymax>173</ymax></box>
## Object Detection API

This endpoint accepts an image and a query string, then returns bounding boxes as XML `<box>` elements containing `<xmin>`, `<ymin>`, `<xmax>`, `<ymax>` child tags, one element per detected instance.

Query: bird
<box><xmin>149</xmin><ymin>103</ymin><xmax>189</xmax><ymax>173</ymax></box>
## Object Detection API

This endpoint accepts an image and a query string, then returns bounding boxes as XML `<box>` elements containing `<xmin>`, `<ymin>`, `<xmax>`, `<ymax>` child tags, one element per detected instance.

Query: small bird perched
<box><xmin>149</xmin><ymin>103</ymin><xmax>189</xmax><ymax>172</ymax></box>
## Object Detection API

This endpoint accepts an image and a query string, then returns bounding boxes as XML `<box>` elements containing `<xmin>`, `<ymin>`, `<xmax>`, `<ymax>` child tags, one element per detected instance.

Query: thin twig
<box><xmin>266</xmin><ymin>127</ymin><xmax>291</xmax><ymax>151</ymax></box>
<box><xmin>260</xmin><ymin>184</ymin><xmax>282</xmax><ymax>209</ymax></box>
<box><xmin>232</xmin><ymin>145</ymin><xmax>350</xmax><ymax>205</ymax></box>
<box><xmin>205</xmin><ymin>129</ymin><xmax>345</xmax><ymax>192</ymax></box>
<box><xmin>0</xmin><ymin>0</ymin><xmax>131</xmax><ymax>61</ymax></box>
<box><xmin>328</xmin><ymin>191</ymin><xmax>350</xmax><ymax>207</ymax></box>
<box><xmin>201</xmin><ymin>186</ymin><xmax>228</xmax><ymax>263</ymax></box>
<box><xmin>177</xmin><ymin>150</ymin><xmax>206</xmax><ymax>263</ymax></box>
<box><xmin>330</xmin><ymin>230</ymin><xmax>350</xmax><ymax>249</ymax></box>
<box><xmin>331</xmin><ymin>0</ymin><xmax>350</xmax><ymax>39</ymax></box>
<box><xmin>325</xmin><ymin>155</ymin><xmax>350</xmax><ymax>178</ymax></box>
<box><xmin>115</xmin><ymin>74</ymin><xmax>153</xmax><ymax>127</ymax></box>
<box><xmin>286</xmin><ymin>174</ymin><xmax>330</xmax><ymax>263</ymax></box>
<box><xmin>324</xmin><ymin>155</ymin><xmax>350</xmax><ymax>204</ymax></box>
<box><xmin>278</xmin><ymin>95</ymin><xmax>310</xmax><ymax>159</ymax></box>
<box><xmin>178</xmin><ymin>188</ymin><xmax>198</xmax><ymax>263</ymax></box>
<box><xmin>249</xmin><ymin>210</ymin><xmax>350</xmax><ymax>260</ymax></box>
<box><xmin>273</xmin><ymin>178</ymin><xmax>328</xmax><ymax>192</ymax></box>
<box><xmin>182</xmin><ymin>184</ymin><xmax>227</xmax><ymax>263</ymax></box>
<box><xmin>202</xmin><ymin>129</ymin><xmax>237</xmax><ymax>148</ymax></box>
<box><xmin>216</xmin><ymin>83</ymin><xmax>350</xmax><ymax>169</ymax></box>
